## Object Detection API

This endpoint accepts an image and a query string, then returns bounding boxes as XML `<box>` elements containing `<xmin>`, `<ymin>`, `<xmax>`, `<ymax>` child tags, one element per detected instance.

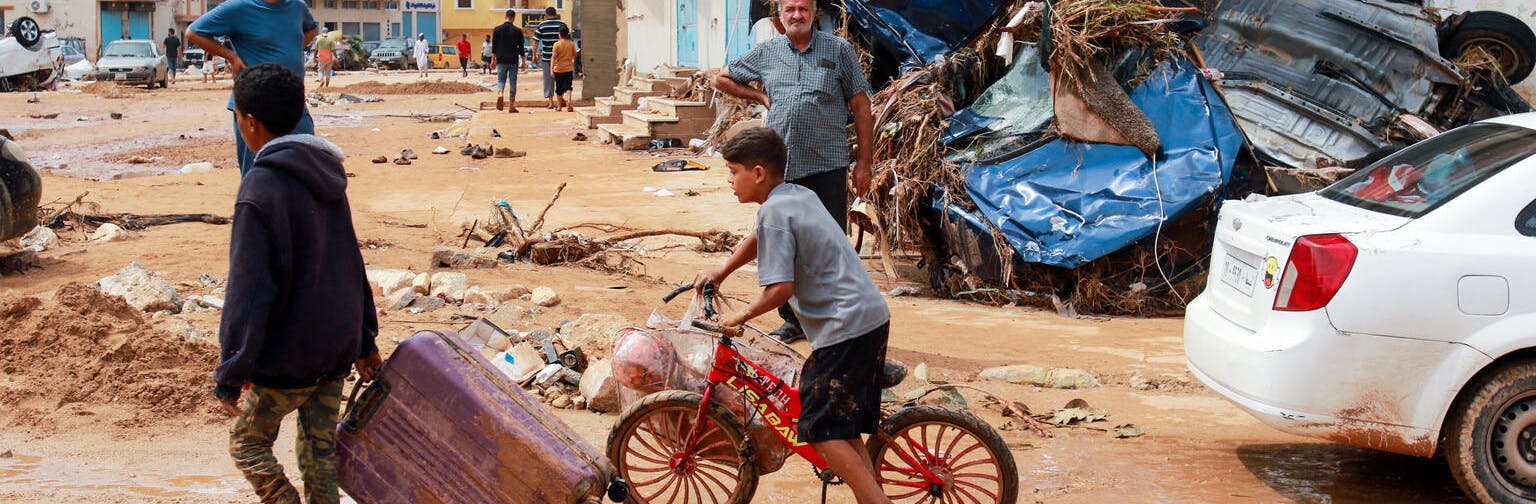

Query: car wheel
<box><xmin>1441</xmin><ymin>11</ymin><xmax>1536</xmax><ymax>85</ymax></box>
<box><xmin>10</xmin><ymin>17</ymin><xmax>42</xmax><ymax>50</ymax></box>
<box><xmin>1446</xmin><ymin>360</ymin><xmax>1536</xmax><ymax>503</ymax></box>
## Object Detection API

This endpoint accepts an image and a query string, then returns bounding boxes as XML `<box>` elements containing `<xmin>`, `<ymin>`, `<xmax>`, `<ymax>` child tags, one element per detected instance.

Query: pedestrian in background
<box><xmin>535</xmin><ymin>7</ymin><xmax>567</xmax><ymax>110</ymax></box>
<box><xmin>413</xmin><ymin>33</ymin><xmax>429</xmax><ymax>78</ymax></box>
<box><xmin>551</xmin><ymin>25</ymin><xmax>576</xmax><ymax>112</ymax></box>
<box><xmin>491</xmin><ymin>9</ymin><xmax>525</xmax><ymax>113</ymax></box>
<box><xmin>313</xmin><ymin>28</ymin><xmax>335</xmax><ymax>88</ymax></box>
<box><xmin>456</xmin><ymin>34</ymin><xmax>471</xmax><ymax>77</ymax></box>
<box><xmin>480</xmin><ymin>34</ymin><xmax>492</xmax><ymax>75</ymax></box>
<box><xmin>187</xmin><ymin>0</ymin><xmax>319</xmax><ymax>175</ymax></box>
<box><xmin>163</xmin><ymin>28</ymin><xmax>182</xmax><ymax>85</ymax></box>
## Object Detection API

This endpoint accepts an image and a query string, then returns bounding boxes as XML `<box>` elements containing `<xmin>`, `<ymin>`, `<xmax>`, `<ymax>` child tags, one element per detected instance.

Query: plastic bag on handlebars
<box><xmin>619</xmin><ymin>305</ymin><xmax>807</xmax><ymax>475</ymax></box>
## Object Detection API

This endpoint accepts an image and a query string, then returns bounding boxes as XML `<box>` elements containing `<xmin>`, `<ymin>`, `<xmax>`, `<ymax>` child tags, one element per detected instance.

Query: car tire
<box><xmin>10</xmin><ymin>17</ymin><xmax>42</xmax><ymax>50</ymax></box>
<box><xmin>1441</xmin><ymin>11</ymin><xmax>1536</xmax><ymax>85</ymax></box>
<box><xmin>1445</xmin><ymin>360</ymin><xmax>1536</xmax><ymax>504</ymax></box>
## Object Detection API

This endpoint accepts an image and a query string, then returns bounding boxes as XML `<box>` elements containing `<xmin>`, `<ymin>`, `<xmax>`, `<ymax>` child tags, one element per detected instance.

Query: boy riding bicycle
<box><xmin>696</xmin><ymin>127</ymin><xmax>893</xmax><ymax>504</ymax></box>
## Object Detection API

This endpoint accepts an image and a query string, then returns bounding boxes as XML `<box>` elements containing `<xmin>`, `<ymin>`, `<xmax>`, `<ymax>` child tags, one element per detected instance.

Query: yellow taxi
<box><xmin>427</xmin><ymin>45</ymin><xmax>462</xmax><ymax>69</ymax></box>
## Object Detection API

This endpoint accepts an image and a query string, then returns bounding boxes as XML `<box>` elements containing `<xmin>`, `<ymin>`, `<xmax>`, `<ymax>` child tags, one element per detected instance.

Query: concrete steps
<box><xmin>587</xmin><ymin>66</ymin><xmax>717</xmax><ymax>149</ymax></box>
<box><xmin>595</xmin><ymin>121</ymin><xmax>654</xmax><ymax>150</ymax></box>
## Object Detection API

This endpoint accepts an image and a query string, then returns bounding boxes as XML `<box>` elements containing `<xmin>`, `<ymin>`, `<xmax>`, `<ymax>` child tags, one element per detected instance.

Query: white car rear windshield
<box><xmin>104</xmin><ymin>42</ymin><xmax>154</xmax><ymax>58</ymax></box>
<box><xmin>1321</xmin><ymin>123</ymin><xmax>1536</xmax><ymax>218</ymax></box>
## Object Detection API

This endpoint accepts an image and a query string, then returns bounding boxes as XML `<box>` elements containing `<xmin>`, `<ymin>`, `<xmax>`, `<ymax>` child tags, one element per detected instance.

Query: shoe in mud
<box><xmin>572</xmin><ymin>133</ymin><xmax>587</xmax><ymax>141</ymax></box>
<box><xmin>430</xmin><ymin>131</ymin><xmax>440</xmax><ymax>139</ymax></box>
<box><xmin>471</xmin><ymin>144</ymin><xmax>491</xmax><ymax>160</ymax></box>
<box><xmin>402</xmin><ymin>149</ymin><xmax>418</xmax><ymax>160</ymax></box>
<box><xmin>497</xmin><ymin>96</ymin><xmax>505</xmax><ymax>111</ymax></box>
<box><xmin>492</xmin><ymin>129</ymin><xmax>502</xmax><ymax>138</ymax></box>
<box><xmin>769</xmin><ymin>323</ymin><xmax>806</xmax><ymax>344</ymax></box>
<box><xmin>493</xmin><ymin>148</ymin><xmax>526</xmax><ymax>158</ymax></box>
<box><xmin>371</xmin><ymin>155</ymin><xmax>388</xmax><ymax>164</ymax></box>
<box><xmin>393</xmin><ymin>156</ymin><xmax>412</xmax><ymax>165</ymax></box>
<box><xmin>432</xmin><ymin>146</ymin><xmax>450</xmax><ymax>155</ymax></box>
<box><xmin>460</xmin><ymin>144</ymin><xmax>476</xmax><ymax>156</ymax></box>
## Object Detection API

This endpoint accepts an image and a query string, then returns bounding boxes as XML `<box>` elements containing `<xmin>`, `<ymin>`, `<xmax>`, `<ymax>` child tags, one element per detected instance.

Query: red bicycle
<box><xmin>606</xmin><ymin>285</ymin><xmax>1019</xmax><ymax>503</ymax></box>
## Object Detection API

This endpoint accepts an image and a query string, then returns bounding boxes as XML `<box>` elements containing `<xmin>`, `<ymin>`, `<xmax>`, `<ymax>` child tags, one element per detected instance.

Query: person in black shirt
<box><xmin>490</xmin><ymin>9</ymin><xmax>525</xmax><ymax>113</ymax></box>
<box><xmin>163</xmin><ymin>28</ymin><xmax>183</xmax><ymax>85</ymax></box>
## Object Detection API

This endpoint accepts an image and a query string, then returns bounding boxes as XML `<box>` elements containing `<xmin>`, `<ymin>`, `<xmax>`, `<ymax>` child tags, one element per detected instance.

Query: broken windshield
<box><xmin>1321</xmin><ymin>123</ymin><xmax>1536</xmax><ymax>218</ymax></box>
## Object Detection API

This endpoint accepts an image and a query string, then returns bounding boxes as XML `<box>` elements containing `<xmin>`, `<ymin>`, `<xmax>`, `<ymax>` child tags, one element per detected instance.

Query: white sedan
<box><xmin>1185</xmin><ymin>112</ymin><xmax>1536</xmax><ymax>503</ymax></box>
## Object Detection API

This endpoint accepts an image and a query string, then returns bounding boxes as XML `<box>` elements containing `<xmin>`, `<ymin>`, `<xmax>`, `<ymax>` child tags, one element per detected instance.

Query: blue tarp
<box><xmin>842</xmin><ymin>0</ymin><xmax>1009</xmax><ymax>67</ymax></box>
<box><xmin>942</xmin><ymin>57</ymin><xmax>1245</xmax><ymax>268</ymax></box>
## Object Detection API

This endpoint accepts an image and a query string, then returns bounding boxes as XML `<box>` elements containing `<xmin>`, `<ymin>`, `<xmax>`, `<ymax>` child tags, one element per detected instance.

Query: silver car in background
<box><xmin>90</xmin><ymin>39</ymin><xmax>168</xmax><ymax>88</ymax></box>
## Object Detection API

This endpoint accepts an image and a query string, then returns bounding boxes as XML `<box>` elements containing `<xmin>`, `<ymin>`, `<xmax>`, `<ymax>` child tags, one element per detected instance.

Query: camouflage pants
<box><xmin>229</xmin><ymin>379</ymin><xmax>344</xmax><ymax>504</ymax></box>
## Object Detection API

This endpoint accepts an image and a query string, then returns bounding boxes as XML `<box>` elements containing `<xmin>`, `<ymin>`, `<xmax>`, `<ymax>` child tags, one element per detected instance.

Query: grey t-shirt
<box><xmin>756</xmin><ymin>183</ymin><xmax>889</xmax><ymax>349</ymax></box>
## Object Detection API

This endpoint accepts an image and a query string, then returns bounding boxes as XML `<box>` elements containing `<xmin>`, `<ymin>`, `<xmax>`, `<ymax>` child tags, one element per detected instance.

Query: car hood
<box><xmin>97</xmin><ymin>56</ymin><xmax>158</xmax><ymax>67</ymax></box>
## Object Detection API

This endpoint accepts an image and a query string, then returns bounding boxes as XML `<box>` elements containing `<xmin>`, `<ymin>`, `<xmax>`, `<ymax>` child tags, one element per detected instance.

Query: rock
<box><xmin>463</xmin><ymin>286</ymin><xmax>496</xmax><ymax>306</ymax></box>
<box><xmin>560</xmin><ymin>314</ymin><xmax>631</xmax><ymax>361</ymax></box>
<box><xmin>432</xmin><ymin>247</ymin><xmax>496</xmax><ymax>269</ymax></box>
<box><xmin>159</xmin><ymin>318</ymin><xmax>205</xmax><ymax>343</ymax></box>
<box><xmin>572</xmin><ymin>396</ymin><xmax>587</xmax><ymax>410</ymax></box>
<box><xmin>366</xmin><ymin>269</ymin><xmax>416</xmax><ymax>296</ymax></box>
<box><xmin>407</xmin><ymin>296</ymin><xmax>446</xmax><ymax>313</ymax></box>
<box><xmin>551</xmin><ymin>394</ymin><xmax>572</xmax><ymax>409</ymax></box>
<box><xmin>90</xmin><ymin>223</ymin><xmax>131</xmax><ymax>243</ymax></box>
<box><xmin>532</xmin><ymin>387</ymin><xmax>546</xmax><ymax>397</ymax></box>
<box><xmin>888</xmin><ymin>285</ymin><xmax>921</xmax><ymax>297</ymax></box>
<box><xmin>199</xmin><ymin>273</ymin><xmax>225</xmax><ymax>288</ymax></box>
<box><xmin>180</xmin><ymin>162</ymin><xmax>215</xmax><ymax>174</ymax></box>
<box><xmin>913</xmin><ymin>362</ymin><xmax>930</xmax><ymax>382</ymax></box>
<box><xmin>199</xmin><ymin>296</ymin><xmax>225</xmax><ymax>310</ymax></box>
<box><xmin>0</xmin><ymin>449</ymin><xmax>10</xmax><ymax>458</ymax></box>
<box><xmin>20</xmin><ymin>226</ymin><xmax>59</xmax><ymax>252</ymax></box>
<box><xmin>181</xmin><ymin>299</ymin><xmax>202</xmax><ymax>314</ymax></box>
<box><xmin>487</xmin><ymin>304</ymin><xmax>529</xmax><ymax>327</ymax></box>
<box><xmin>579</xmin><ymin>359</ymin><xmax>619</xmax><ymax>413</ymax></box>
<box><xmin>411</xmin><ymin>273</ymin><xmax>430</xmax><ymax>295</ymax></box>
<box><xmin>531</xmin><ymin>286</ymin><xmax>560</xmax><ymax>307</ymax></box>
<box><xmin>546</xmin><ymin>390</ymin><xmax>566</xmax><ymax>405</ymax></box>
<box><xmin>978</xmin><ymin>365</ymin><xmax>1049</xmax><ymax>385</ymax></box>
<box><xmin>95</xmin><ymin>262</ymin><xmax>183</xmax><ymax>313</ymax></box>
<box><xmin>387</xmin><ymin>288</ymin><xmax>418</xmax><ymax>311</ymax></box>
<box><xmin>429</xmin><ymin>272</ymin><xmax>470</xmax><ymax>302</ymax></box>
<box><xmin>493</xmin><ymin>286</ymin><xmax>532</xmax><ymax>302</ymax></box>
<box><xmin>1044</xmin><ymin>368</ymin><xmax>1101</xmax><ymax>390</ymax></box>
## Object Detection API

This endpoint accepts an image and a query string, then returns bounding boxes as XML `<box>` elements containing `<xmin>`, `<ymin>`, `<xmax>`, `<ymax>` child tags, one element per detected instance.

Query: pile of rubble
<box><xmin>450</xmin><ymin>314</ymin><xmax>631</xmax><ymax>414</ymax></box>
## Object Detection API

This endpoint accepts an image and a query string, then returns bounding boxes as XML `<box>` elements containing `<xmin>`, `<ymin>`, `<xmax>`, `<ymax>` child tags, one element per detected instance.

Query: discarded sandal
<box><xmin>401</xmin><ymin>149</ymin><xmax>418</xmax><ymax>160</ymax></box>
<box><xmin>371</xmin><ymin>155</ymin><xmax>388</xmax><ymax>164</ymax></box>
<box><xmin>460</xmin><ymin>143</ymin><xmax>476</xmax><ymax>156</ymax></box>
<box><xmin>432</xmin><ymin>146</ymin><xmax>450</xmax><ymax>154</ymax></box>
<box><xmin>491</xmin><ymin>129</ymin><xmax>502</xmax><ymax>138</ymax></box>
<box><xmin>572</xmin><ymin>132</ymin><xmax>587</xmax><ymax>141</ymax></box>
<box><xmin>393</xmin><ymin>156</ymin><xmax>412</xmax><ymax>165</ymax></box>
<box><xmin>470</xmin><ymin>145</ymin><xmax>491</xmax><ymax>159</ymax></box>
<box><xmin>493</xmin><ymin>148</ymin><xmax>526</xmax><ymax>158</ymax></box>
<box><xmin>430</xmin><ymin>131</ymin><xmax>440</xmax><ymax>139</ymax></box>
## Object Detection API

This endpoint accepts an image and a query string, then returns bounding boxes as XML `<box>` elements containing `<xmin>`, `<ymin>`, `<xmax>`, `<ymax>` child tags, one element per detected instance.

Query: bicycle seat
<box><xmin>877</xmin><ymin>359</ymin><xmax>907</xmax><ymax>389</ymax></box>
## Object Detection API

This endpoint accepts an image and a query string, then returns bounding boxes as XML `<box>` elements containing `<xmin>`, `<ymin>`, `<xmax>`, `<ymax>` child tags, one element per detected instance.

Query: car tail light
<box><xmin>1273</xmin><ymin>234</ymin><xmax>1357</xmax><ymax>312</ymax></box>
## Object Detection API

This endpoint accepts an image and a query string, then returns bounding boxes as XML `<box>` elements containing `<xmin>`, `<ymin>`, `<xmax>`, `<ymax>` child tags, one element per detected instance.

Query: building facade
<box><xmin>440</xmin><ymin>0</ymin><xmax>569</xmax><ymax>57</ymax></box>
<box><xmin>1</xmin><ymin>0</ymin><xmax>206</xmax><ymax>61</ymax></box>
<box><xmin>624</xmin><ymin>0</ymin><xmax>757</xmax><ymax>72</ymax></box>
<box><xmin>305</xmin><ymin>0</ymin><xmax>394</xmax><ymax>41</ymax></box>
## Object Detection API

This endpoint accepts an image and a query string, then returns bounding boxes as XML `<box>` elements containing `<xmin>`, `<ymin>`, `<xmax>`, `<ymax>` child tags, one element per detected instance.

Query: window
<box><xmin>556</xmin><ymin>0</ymin><xmax>565</xmax><ymax>9</ymax></box>
<box><xmin>363</xmin><ymin>0</ymin><xmax>378</xmax><ymax>8</ymax></box>
<box><xmin>342</xmin><ymin>22</ymin><xmax>361</xmax><ymax>36</ymax></box>
<box><xmin>342</xmin><ymin>0</ymin><xmax>359</xmax><ymax>8</ymax></box>
<box><xmin>1321</xmin><ymin>124</ymin><xmax>1536</xmax><ymax>219</ymax></box>
<box><xmin>1519</xmin><ymin>200</ymin><xmax>1536</xmax><ymax>237</ymax></box>
<box><xmin>386</xmin><ymin>0</ymin><xmax>398</xmax><ymax>9</ymax></box>
<box><xmin>324</xmin><ymin>0</ymin><xmax>337</xmax><ymax>8</ymax></box>
<box><xmin>456</xmin><ymin>0</ymin><xmax>471</xmax><ymax>8</ymax></box>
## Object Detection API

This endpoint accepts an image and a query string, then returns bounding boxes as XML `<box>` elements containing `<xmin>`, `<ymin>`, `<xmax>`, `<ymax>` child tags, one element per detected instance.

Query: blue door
<box><xmin>127</xmin><ymin>11</ymin><xmax>151</xmax><ymax>40</ymax></box>
<box><xmin>417</xmin><ymin>13</ymin><xmax>437</xmax><ymax>44</ymax></box>
<box><xmin>100</xmin><ymin>11</ymin><xmax>124</xmax><ymax>48</ymax></box>
<box><xmin>725</xmin><ymin>0</ymin><xmax>750</xmax><ymax>62</ymax></box>
<box><xmin>676</xmin><ymin>0</ymin><xmax>697</xmax><ymax>67</ymax></box>
<box><xmin>402</xmin><ymin>14</ymin><xmax>413</xmax><ymax>41</ymax></box>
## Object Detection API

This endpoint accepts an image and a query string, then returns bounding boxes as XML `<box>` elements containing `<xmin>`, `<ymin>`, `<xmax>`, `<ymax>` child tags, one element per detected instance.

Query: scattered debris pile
<box><xmin>0</xmin><ymin>283</ymin><xmax>220</xmax><ymax>427</ymax></box>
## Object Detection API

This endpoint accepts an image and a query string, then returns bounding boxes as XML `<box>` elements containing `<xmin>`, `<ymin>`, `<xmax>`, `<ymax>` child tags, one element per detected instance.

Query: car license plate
<box><xmin>1220</xmin><ymin>254</ymin><xmax>1258</xmax><ymax>297</ymax></box>
<box><xmin>114</xmin><ymin>73</ymin><xmax>127</xmax><ymax>81</ymax></box>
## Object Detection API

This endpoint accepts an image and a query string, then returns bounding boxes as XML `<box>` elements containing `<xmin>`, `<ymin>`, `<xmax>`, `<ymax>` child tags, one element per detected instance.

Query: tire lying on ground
<box><xmin>9</xmin><ymin>17</ymin><xmax>43</xmax><ymax>50</ymax></box>
<box><xmin>1440</xmin><ymin>10</ymin><xmax>1536</xmax><ymax>85</ymax></box>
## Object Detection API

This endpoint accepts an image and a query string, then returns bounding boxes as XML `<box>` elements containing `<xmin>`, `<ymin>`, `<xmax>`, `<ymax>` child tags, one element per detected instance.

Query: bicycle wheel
<box><xmin>868</xmin><ymin>405</ymin><xmax>1019</xmax><ymax>504</ymax></box>
<box><xmin>606</xmin><ymin>390</ymin><xmax>758</xmax><ymax>504</ymax></box>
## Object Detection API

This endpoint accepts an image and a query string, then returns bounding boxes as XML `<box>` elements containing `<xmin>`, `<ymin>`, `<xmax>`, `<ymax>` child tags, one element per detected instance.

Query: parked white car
<box><xmin>0</xmin><ymin>16</ymin><xmax>63</xmax><ymax>91</ymax></box>
<box><xmin>1185</xmin><ymin>112</ymin><xmax>1536</xmax><ymax>503</ymax></box>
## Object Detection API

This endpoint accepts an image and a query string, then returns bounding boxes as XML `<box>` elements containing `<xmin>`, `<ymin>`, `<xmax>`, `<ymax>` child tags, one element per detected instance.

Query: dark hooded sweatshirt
<box><xmin>214</xmin><ymin>134</ymin><xmax>378</xmax><ymax>400</ymax></box>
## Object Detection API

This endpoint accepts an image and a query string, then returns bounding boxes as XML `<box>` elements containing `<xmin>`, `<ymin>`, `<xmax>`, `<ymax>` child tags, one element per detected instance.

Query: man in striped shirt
<box><xmin>535</xmin><ymin>6</ymin><xmax>568</xmax><ymax>110</ymax></box>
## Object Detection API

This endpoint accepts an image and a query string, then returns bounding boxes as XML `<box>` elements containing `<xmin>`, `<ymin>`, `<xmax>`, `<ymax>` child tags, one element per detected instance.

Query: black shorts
<box><xmin>555</xmin><ymin>71</ymin><xmax>574</xmax><ymax>94</ymax></box>
<box><xmin>797</xmin><ymin>322</ymin><xmax>890</xmax><ymax>443</ymax></box>
<box><xmin>788</xmin><ymin>167</ymin><xmax>848</xmax><ymax>232</ymax></box>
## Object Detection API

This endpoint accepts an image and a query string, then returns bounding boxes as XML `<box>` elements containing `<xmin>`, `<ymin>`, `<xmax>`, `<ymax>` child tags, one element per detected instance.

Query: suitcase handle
<box><xmin>341</xmin><ymin>378</ymin><xmax>391</xmax><ymax>434</ymax></box>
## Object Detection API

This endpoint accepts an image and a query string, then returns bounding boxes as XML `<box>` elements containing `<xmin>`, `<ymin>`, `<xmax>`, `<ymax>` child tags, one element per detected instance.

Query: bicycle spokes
<box><xmin>876</xmin><ymin>422</ymin><xmax>1007</xmax><ymax>503</ymax></box>
<box><xmin>620</xmin><ymin>406</ymin><xmax>746</xmax><ymax>503</ymax></box>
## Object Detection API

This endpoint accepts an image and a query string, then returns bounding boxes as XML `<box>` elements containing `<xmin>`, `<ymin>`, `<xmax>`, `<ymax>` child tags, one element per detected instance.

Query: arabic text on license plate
<box><xmin>1221</xmin><ymin>254</ymin><xmax>1258</xmax><ymax>297</ymax></box>
<box><xmin>114</xmin><ymin>73</ymin><xmax>127</xmax><ymax>81</ymax></box>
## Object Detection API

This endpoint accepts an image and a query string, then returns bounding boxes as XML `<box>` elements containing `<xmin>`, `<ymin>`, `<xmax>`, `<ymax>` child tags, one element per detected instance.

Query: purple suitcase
<box><xmin>337</xmin><ymin>329</ymin><xmax>625</xmax><ymax>503</ymax></box>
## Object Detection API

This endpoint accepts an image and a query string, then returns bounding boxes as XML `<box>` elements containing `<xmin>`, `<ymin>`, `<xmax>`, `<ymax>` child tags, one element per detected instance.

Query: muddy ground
<box><xmin>0</xmin><ymin>69</ymin><xmax>1473</xmax><ymax>503</ymax></box>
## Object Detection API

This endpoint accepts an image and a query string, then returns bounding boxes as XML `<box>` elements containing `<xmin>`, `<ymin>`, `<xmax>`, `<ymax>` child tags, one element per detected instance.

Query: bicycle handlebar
<box><xmin>661</xmin><ymin>283</ymin><xmax>695</xmax><ymax>303</ymax></box>
<box><xmin>690</xmin><ymin>319</ymin><xmax>740</xmax><ymax>337</ymax></box>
